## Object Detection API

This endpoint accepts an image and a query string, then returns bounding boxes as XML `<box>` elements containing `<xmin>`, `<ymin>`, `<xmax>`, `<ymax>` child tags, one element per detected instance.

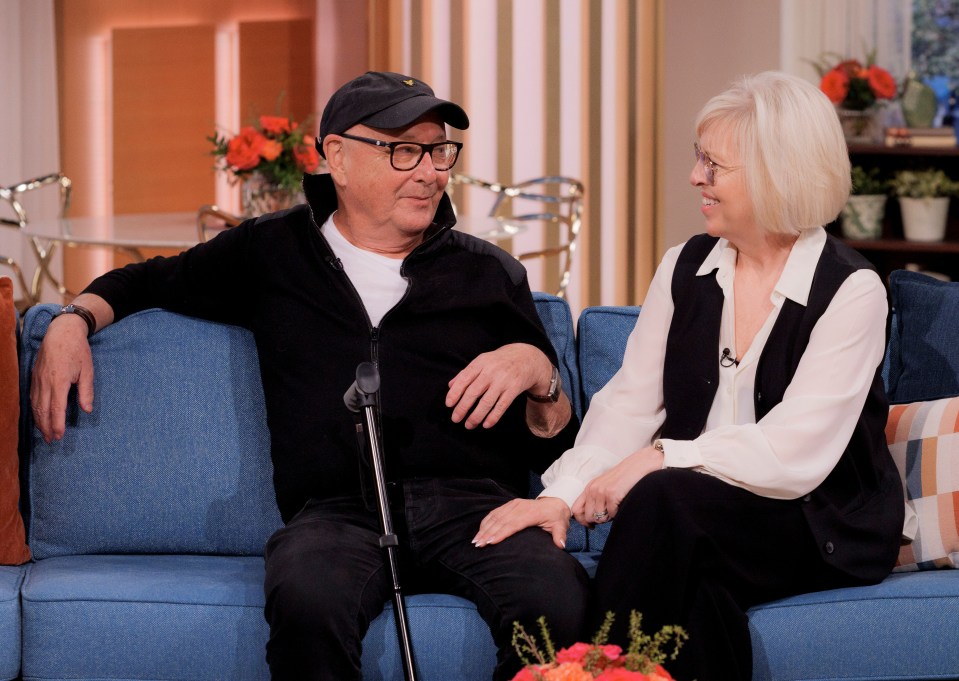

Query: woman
<box><xmin>473</xmin><ymin>71</ymin><xmax>904</xmax><ymax>681</ymax></box>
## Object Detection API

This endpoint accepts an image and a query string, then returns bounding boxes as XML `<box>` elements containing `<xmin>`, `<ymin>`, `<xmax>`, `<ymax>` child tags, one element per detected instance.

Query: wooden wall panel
<box><xmin>239</xmin><ymin>20</ymin><xmax>315</xmax><ymax>126</ymax></box>
<box><xmin>112</xmin><ymin>25</ymin><xmax>215</xmax><ymax>214</ymax></box>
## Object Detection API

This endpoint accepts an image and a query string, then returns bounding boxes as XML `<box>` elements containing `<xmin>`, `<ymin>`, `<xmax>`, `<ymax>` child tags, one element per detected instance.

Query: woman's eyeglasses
<box><xmin>693</xmin><ymin>142</ymin><xmax>739</xmax><ymax>186</ymax></box>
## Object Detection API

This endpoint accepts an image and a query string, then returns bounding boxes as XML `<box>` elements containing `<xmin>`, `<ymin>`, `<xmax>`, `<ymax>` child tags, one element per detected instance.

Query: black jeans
<box><xmin>264</xmin><ymin>477</ymin><xmax>590</xmax><ymax>681</ymax></box>
<box><xmin>594</xmin><ymin>469</ymin><xmax>863</xmax><ymax>681</ymax></box>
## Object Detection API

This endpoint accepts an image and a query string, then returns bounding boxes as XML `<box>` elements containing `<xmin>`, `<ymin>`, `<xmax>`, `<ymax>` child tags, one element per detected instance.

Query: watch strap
<box><xmin>526</xmin><ymin>365</ymin><xmax>561</xmax><ymax>403</ymax></box>
<box><xmin>53</xmin><ymin>303</ymin><xmax>97</xmax><ymax>338</ymax></box>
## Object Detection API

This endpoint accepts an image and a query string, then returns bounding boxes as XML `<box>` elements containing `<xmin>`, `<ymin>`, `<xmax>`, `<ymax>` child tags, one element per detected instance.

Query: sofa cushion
<box><xmin>0</xmin><ymin>565</ymin><xmax>25</xmax><ymax>681</ymax></box>
<box><xmin>887</xmin><ymin>269</ymin><xmax>959</xmax><ymax>402</ymax></box>
<box><xmin>21</xmin><ymin>555</ymin><xmax>270</xmax><ymax>681</ymax></box>
<box><xmin>532</xmin><ymin>292</ymin><xmax>581</xmax><ymax>418</ymax></box>
<box><xmin>20</xmin><ymin>554</ymin><xmax>497</xmax><ymax>681</ymax></box>
<box><xmin>575</xmin><ymin>305</ymin><xmax>642</xmax><ymax>552</ymax></box>
<box><xmin>576</xmin><ymin>305</ymin><xmax>642</xmax><ymax>414</ymax></box>
<box><xmin>748</xmin><ymin>571</ymin><xmax>959</xmax><ymax>681</ymax></box>
<box><xmin>0</xmin><ymin>278</ymin><xmax>29</xmax><ymax>565</ymax></box>
<box><xmin>20</xmin><ymin>306</ymin><xmax>282</xmax><ymax>559</ymax></box>
<box><xmin>886</xmin><ymin>395</ymin><xmax>959</xmax><ymax>570</ymax></box>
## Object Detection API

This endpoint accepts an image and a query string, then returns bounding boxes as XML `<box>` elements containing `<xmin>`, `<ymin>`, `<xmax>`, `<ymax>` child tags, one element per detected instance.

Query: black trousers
<box><xmin>264</xmin><ymin>477</ymin><xmax>590</xmax><ymax>681</ymax></box>
<box><xmin>593</xmin><ymin>468</ymin><xmax>865</xmax><ymax>681</ymax></box>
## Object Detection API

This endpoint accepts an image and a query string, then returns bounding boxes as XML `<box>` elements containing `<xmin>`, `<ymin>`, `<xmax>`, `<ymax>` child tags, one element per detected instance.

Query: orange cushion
<box><xmin>0</xmin><ymin>277</ymin><xmax>30</xmax><ymax>564</ymax></box>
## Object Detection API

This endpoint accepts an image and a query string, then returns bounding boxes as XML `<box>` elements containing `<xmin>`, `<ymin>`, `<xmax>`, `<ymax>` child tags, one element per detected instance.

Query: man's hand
<box><xmin>446</xmin><ymin>343</ymin><xmax>553</xmax><ymax>430</ymax></box>
<box><xmin>571</xmin><ymin>446</ymin><xmax>664</xmax><ymax>526</ymax></box>
<box><xmin>30</xmin><ymin>295</ymin><xmax>112</xmax><ymax>443</ymax></box>
<box><xmin>471</xmin><ymin>496</ymin><xmax>571</xmax><ymax>549</ymax></box>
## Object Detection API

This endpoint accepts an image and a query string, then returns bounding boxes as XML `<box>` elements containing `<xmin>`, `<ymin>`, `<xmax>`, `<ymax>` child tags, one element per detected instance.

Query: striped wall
<box><xmin>369</xmin><ymin>0</ymin><xmax>660</xmax><ymax>313</ymax></box>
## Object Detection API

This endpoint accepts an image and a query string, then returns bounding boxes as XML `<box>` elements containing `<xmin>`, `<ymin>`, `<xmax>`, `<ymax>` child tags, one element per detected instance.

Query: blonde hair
<box><xmin>695</xmin><ymin>71</ymin><xmax>851</xmax><ymax>237</ymax></box>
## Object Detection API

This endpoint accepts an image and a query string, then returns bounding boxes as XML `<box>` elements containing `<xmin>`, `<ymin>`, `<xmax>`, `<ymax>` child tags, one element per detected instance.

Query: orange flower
<box><xmin>820</xmin><ymin>69</ymin><xmax>850</xmax><ymax>104</ymax></box>
<box><xmin>595</xmin><ymin>668</ymin><xmax>649</xmax><ymax>680</ymax></box>
<box><xmin>225</xmin><ymin>127</ymin><xmax>266</xmax><ymax>170</ymax></box>
<box><xmin>293</xmin><ymin>144</ymin><xmax>321</xmax><ymax>173</ymax></box>
<box><xmin>260</xmin><ymin>139</ymin><xmax>283</xmax><ymax>162</ymax></box>
<box><xmin>259</xmin><ymin>115</ymin><xmax>293</xmax><ymax>136</ymax></box>
<box><xmin>543</xmin><ymin>662</ymin><xmax>595</xmax><ymax>681</ymax></box>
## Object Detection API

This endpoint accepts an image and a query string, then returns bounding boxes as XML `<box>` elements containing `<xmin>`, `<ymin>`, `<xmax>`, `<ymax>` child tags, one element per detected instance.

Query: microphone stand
<box><xmin>344</xmin><ymin>362</ymin><xmax>418</xmax><ymax>681</ymax></box>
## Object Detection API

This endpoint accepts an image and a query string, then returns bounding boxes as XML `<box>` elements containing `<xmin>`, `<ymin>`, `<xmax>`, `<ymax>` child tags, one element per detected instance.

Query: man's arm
<box><xmin>445</xmin><ymin>342</ymin><xmax>572</xmax><ymax>435</ymax></box>
<box><xmin>30</xmin><ymin>293</ymin><xmax>115</xmax><ymax>443</ymax></box>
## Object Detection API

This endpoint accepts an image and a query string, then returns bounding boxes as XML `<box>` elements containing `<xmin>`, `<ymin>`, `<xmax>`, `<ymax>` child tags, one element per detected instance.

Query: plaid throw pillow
<box><xmin>886</xmin><ymin>396</ymin><xmax>959</xmax><ymax>571</ymax></box>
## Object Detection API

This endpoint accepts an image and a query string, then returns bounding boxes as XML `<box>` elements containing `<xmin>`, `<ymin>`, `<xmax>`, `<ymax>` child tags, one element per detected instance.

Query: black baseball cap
<box><xmin>316</xmin><ymin>71</ymin><xmax>469</xmax><ymax>157</ymax></box>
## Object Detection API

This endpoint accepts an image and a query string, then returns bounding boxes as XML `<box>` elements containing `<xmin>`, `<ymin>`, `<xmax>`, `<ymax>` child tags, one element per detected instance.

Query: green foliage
<box><xmin>851</xmin><ymin>165</ymin><xmax>889</xmax><ymax>195</ymax></box>
<box><xmin>890</xmin><ymin>168</ymin><xmax>959</xmax><ymax>198</ymax></box>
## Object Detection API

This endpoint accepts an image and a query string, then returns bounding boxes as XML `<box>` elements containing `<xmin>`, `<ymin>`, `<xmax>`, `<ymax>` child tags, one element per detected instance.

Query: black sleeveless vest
<box><xmin>661</xmin><ymin>234</ymin><xmax>903</xmax><ymax>582</ymax></box>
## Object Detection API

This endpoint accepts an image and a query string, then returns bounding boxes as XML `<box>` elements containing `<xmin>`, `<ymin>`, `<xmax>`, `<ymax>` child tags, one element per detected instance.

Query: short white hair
<box><xmin>695</xmin><ymin>71</ymin><xmax>851</xmax><ymax>237</ymax></box>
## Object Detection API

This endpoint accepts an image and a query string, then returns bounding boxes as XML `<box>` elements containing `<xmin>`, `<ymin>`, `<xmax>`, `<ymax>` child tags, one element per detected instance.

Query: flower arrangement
<box><xmin>510</xmin><ymin>611</ymin><xmax>687</xmax><ymax>681</ymax></box>
<box><xmin>890</xmin><ymin>168</ymin><xmax>959</xmax><ymax>198</ymax></box>
<box><xmin>811</xmin><ymin>50</ymin><xmax>897</xmax><ymax>111</ymax></box>
<box><xmin>850</xmin><ymin>165</ymin><xmax>889</xmax><ymax>195</ymax></box>
<box><xmin>208</xmin><ymin>114</ymin><xmax>321</xmax><ymax>195</ymax></box>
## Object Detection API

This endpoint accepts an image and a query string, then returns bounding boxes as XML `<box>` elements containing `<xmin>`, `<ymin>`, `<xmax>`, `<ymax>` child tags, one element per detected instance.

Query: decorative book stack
<box><xmin>885</xmin><ymin>127</ymin><xmax>957</xmax><ymax>148</ymax></box>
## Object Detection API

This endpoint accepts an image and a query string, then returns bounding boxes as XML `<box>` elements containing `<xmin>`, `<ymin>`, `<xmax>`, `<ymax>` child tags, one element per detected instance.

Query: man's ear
<box><xmin>325</xmin><ymin>138</ymin><xmax>347</xmax><ymax>185</ymax></box>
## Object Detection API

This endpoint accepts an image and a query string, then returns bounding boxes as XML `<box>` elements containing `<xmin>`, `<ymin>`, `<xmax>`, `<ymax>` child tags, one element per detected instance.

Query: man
<box><xmin>30</xmin><ymin>71</ymin><xmax>589</xmax><ymax>680</ymax></box>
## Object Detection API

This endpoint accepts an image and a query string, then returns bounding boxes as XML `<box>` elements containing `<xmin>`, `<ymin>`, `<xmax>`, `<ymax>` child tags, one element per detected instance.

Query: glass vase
<box><xmin>836</xmin><ymin>107</ymin><xmax>883</xmax><ymax>145</ymax></box>
<box><xmin>241</xmin><ymin>172</ymin><xmax>304</xmax><ymax>217</ymax></box>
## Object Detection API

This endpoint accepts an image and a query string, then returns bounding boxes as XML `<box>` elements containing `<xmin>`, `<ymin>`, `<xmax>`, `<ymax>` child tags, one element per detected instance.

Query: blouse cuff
<box><xmin>538</xmin><ymin>476</ymin><xmax>585</xmax><ymax>512</ymax></box>
<box><xmin>660</xmin><ymin>438</ymin><xmax>703</xmax><ymax>469</ymax></box>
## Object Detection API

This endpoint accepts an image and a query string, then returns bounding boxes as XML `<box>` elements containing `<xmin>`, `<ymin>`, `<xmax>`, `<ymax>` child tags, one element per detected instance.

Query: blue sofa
<box><xmin>8</xmin><ymin>275</ymin><xmax>959</xmax><ymax>681</ymax></box>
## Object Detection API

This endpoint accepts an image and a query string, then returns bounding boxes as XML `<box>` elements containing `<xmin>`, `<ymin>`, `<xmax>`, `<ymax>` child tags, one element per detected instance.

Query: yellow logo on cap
<box><xmin>403</xmin><ymin>79</ymin><xmax>415</xmax><ymax>86</ymax></box>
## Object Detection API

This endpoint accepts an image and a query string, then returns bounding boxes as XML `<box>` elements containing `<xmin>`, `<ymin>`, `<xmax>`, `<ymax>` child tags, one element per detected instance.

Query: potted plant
<box><xmin>811</xmin><ymin>50</ymin><xmax>897</xmax><ymax>144</ymax></box>
<box><xmin>841</xmin><ymin>166</ymin><xmax>888</xmax><ymax>240</ymax></box>
<box><xmin>890</xmin><ymin>169</ymin><xmax>959</xmax><ymax>242</ymax></box>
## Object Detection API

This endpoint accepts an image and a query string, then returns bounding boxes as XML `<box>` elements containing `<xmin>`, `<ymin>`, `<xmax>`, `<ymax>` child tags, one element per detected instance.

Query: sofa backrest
<box><xmin>532</xmin><ymin>292</ymin><xmax>581</xmax><ymax>418</ymax></box>
<box><xmin>20</xmin><ymin>306</ymin><xmax>282</xmax><ymax>559</ymax></box>
<box><xmin>576</xmin><ymin>305</ymin><xmax>642</xmax><ymax>414</ymax></box>
<box><xmin>19</xmin><ymin>295</ymin><xmax>581</xmax><ymax>559</ymax></box>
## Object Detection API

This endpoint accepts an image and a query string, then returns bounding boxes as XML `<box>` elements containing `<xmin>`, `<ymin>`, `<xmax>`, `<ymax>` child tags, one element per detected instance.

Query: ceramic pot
<box><xmin>241</xmin><ymin>172</ymin><xmax>304</xmax><ymax>216</ymax></box>
<box><xmin>899</xmin><ymin>196</ymin><xmax>950</xmax><ymax>242</ymax></box>
<box><xmin>841</xmin><ymin>195</ymin><xmax>887</xmax><ymax>240</ymax></box>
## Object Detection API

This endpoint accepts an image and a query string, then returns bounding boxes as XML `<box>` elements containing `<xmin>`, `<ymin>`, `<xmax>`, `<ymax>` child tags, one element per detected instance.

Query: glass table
<box><xmin>22</xmin><ymin>211</ymin><xmax>525</xmax><ymax>301</ymax></box>
<box><xmin>21</xmin><ymin>212</ymin><xmax>200</xmax><ymax>300</ymax></box>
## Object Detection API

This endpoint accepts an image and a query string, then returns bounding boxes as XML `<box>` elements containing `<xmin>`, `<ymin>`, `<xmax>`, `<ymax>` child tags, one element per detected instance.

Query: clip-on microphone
<box><xmin>344</xmin><ymin>362</ymin><xmax>418</xmax><ymax>681</ymax></box>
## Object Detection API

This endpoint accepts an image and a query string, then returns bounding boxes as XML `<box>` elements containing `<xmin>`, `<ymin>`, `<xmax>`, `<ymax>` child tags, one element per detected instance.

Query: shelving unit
<box><xmin>830</xmin><ymin>144</ymin><xmax>959</xmax><ymax>283</ymax></box>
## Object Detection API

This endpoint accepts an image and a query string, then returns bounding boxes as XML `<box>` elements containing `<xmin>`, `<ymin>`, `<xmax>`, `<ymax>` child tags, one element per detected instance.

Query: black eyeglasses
<box><xmin>693</xmin><ymin>142</ymin><xmax>739</xmax><ymax>186</ymax></box>
<box><xmin>337</xmin><ymin>132</ymin><xmax>463</xmax><ymax>171</ymax></box>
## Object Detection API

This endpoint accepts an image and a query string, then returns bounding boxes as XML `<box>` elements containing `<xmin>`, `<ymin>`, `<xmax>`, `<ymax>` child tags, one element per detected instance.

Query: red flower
<box><xmin>866</xmin><ymin>65</ymin><xmax>897</xmax><ymax>99</ymax></box>
<box><xmin>293</xmin><ymin>144</ymin><xmax>321</xmax><ymax>173</ymax></box>
<box><xmin>225</xmin><ymin>127</ymin><xmax>266</xmax><ymax>170</ymax></box>
<box><xmin>815</xmin><ymin>52</ymin><xmax>898</xmax><ymax>110</ymax></box>
<box><xmin>259</xmin><ymin>115</ymin><xmax>293</xmax><ymax>136</ymax></box>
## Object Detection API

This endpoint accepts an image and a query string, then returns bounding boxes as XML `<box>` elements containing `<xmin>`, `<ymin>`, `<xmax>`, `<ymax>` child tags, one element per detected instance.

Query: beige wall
<box><xmin>659</xmin><ymin>0</ymin><xmax>781</xmax><ymax>259</ymax></box>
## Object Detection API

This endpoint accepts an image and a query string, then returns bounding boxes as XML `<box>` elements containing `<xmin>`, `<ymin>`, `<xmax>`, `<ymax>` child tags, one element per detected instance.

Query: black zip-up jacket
<box><xmin>85</xmin><ymin>174</ymin><xmax>579</xmax><ymax>522</ymax></box>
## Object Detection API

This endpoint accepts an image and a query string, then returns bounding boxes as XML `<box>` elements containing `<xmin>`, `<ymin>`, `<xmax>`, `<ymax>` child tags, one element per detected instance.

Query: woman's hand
<box><xmin>571</xmin><ymin>445</ymin><xmax>664</xmax><ymax>526</ymax></box>
<box><xmin>471</xmin><ymin>497</ymin><xmax>571</xmax><ymax>549</ymax></box>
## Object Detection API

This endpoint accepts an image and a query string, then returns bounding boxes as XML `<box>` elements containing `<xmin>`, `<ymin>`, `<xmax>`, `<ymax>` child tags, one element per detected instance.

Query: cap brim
<box><xmin>362</xmin><ymin>95</ymin><xmax>469</xmax><ymax>131</ymax></box>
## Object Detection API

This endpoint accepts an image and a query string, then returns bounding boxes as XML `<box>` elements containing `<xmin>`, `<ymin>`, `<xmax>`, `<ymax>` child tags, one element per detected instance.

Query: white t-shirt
<box><xmin>321</xmin><ymin>213</ymin><xmax>408</xmax><ymax>327</ymax></box>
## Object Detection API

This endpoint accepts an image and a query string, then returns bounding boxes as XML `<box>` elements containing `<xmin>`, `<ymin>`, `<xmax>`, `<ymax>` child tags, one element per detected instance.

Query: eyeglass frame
<box><xmin>693</xmin><ymin>142</ymin><xmax>740</xmax><ymax>186</ymax></box>
<box><xmin>335</xmin><ymin>132</ymin><xmax>463</xmax><ymax>171</ymax></box>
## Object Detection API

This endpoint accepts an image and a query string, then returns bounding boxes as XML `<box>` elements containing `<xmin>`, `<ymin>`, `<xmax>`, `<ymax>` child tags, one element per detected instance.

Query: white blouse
<box><xmin>540</xmin><ymin>227</ymin><xmax>891</xmax><ymax>512</ymax></box>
